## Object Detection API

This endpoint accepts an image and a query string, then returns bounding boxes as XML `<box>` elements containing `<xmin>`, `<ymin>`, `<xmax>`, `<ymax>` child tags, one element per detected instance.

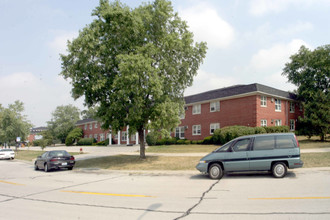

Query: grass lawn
<box><xmin>75</xmin><ymin>152</ymin><xmax>330</xmax><ymax>170</ymax></box>
<box><xmin>15</xmin><ymin>150</ymin><xmax>80</xmax><ymax>161</ymax></box>
<box><xmin>147</xmin><ymin>144</ymin><xmax>218</xmax><ymax>153</ymax></box>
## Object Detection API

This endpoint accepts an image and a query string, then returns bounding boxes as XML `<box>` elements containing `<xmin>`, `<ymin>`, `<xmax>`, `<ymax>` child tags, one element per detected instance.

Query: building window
<box><xmin>89</xmin><ymin>124</ymin><xmax>92</xmax><ymax>130</ymax></box>
<box><xmin>261</xmin><ymin>120</ymin><xmax>267</xmax><ymax>127</ymax></box>
<box><xmin>290</xmin><ymin>120</ymin><xmax>295</xmax><ymax>131</ymax></box>
<box><xmin>275</xmin><ymin>120</ymin><xmax>282</xmax><ymax>126</ymax></box>
<box><xmin>131</xmin><ymin>134</ymin><xmax>136</xmax><ymax>142</ymax></box>
<box><xmin>94</xmin><ymin>123</ymin><xmax>98</xmax><ymax>128</ymax></box>
<box><xmin>275</xmin><ymin>99</ymin><xmax>281</xmax><ymax>112</ymax></box>
<box><xmin>260</xmin><ymin>96</ymin><xmax>267</xmax><ymax>107</ymax></box>
<box><xmin>192</xmin><ymin>125</ymin><xmax>201</xmax><ymax>135</ymax></box>
<box><xmin>84</xmin><ymin>124</ymin><xmax>87</xmax><ymax>130</ymax></box>
<box><xmin>100</xmin><ymin>134</ymin><xmax>105</xmax><ymax>141</ymax></box>
<box><xmin>94</xmin><ymin>134</ymin><xmax>98</xmax><ymax>140</ymax></box>
<box><xmin>299</xmin><ymin>103</ymin><xmax>303</xmax><ymax>111</ymax></box>
<box><xmin>122</xmin><ymin>131</ymin><xmax>127</xmax><ymax>141</ymax></box>
<box><xmin>210</xmin><ymin>101</ymin><xmax>220</xmax><ymax>112</ymax></box>
<box><xmin>192</xmin><ymin>104</ymin><xmax>201</xmax><ymax>115</ymax></box>
<box><xmin>290</xmin><ymin>102</ymin><xmax>295</xmax><ymax>113</ymax></box>
<box><xmin>175</xmin><ymin>127</ymin><xmax>185</xmax><ymax>139</ymax></box>
<box><xmin>89</xmin><ymin>134</ymin><xmax>92</xmax><ymax>138</ymax></box>
<box><xmin>179</xmin><ymin>112</ymin><xmax>185</xmax><ymax>120</ymax></box>
<box><xmin>210</xmin><ymin>123</ymin><xmax>220</xmax><ymax>134</ymax></box>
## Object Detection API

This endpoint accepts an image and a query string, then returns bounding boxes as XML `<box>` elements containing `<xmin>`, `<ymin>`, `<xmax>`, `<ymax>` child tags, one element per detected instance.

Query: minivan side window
<box><xmin>276</xmin><ymin>135</ymin><xmax>296</xmax><ymax>148</ymax></box>
<box><xmin>253</xmin><ymin>136</ymin><xmax>275</xmax><ymax>150</ymax></box>
<box><xmin>232</xmin><ymin>139</ymin><xmax>250</xmax><ymax>152</ymax></box>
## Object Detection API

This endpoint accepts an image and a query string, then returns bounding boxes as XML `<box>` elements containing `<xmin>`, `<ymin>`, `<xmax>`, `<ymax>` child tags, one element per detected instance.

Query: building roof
<box><xmin>30</xmin><ymin>126</ymin><xmax>47</xmax><ymax>134</ymax></box>
<box><xmin>76</xmin><ymin>118</ymin><xmax>97</xmax><ymax>125</ymax></box>
<box><xmin>184</xmin><ymin>83</ymin><xmax>297</xmax><ymax>105</ymax></box>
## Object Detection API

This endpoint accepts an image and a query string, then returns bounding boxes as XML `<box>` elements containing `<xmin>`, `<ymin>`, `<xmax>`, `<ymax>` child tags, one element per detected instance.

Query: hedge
<box><xmin>77</xmin><ymin>138</ymin><xmax>96</xmax><ymax>146</ymax></box>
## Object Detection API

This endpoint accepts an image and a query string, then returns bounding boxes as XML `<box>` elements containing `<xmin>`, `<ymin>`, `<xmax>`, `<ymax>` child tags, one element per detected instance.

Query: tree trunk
<box><xmin>138</xmin><ymin>129</ymin><xmax>146</xmax><ymax>159</ymax></box>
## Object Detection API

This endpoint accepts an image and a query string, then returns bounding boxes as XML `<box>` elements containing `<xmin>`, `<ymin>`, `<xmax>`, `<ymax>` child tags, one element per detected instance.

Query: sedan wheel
<box><xmin>272</xmin><ymin>162</ymin><xmax>287</xmax><ymax>178</ymax></box>
<box><xmin>34</xmin><ymin>162</ymin><xmax>39</xmax><ymax>170</ymax></box>
<box><xmin>44</xmin><ymin>163</ymin><xmax>49</xmax><ymax>172</ymax></box>
<box><xmin>208</xmin><ymin>163</ymin><xmax>224</xmax><ymax>179</ymax></box>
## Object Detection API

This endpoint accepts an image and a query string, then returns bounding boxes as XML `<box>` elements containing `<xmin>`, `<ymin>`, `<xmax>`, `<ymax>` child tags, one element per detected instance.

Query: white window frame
<box><xmin>94</xmin><ymin>134</ymin><xmax>98</xmax><ymax>140</ymax></box>
<box><xmin>192</xmin><ymin>125</ymin><xmax>201</xmax><ymax>136</ymax></box>
<box><xmin>179</xmin><ymin>112</ymin><xmax>185</xmax><ymax>120</ymax></box>
<box><xmin>290</xmin><ymin>119</ymin><xmax>295</xmax><ymax>131</ymax></box>
<box><xmin>210</xmin><ymin>101</ymin><xmax>220</xmax><ymax>112</ymax></box>
<box><xmin>94</xmin><ymin>122</ymin><xmax>98</xmax><ymax>128</ymax></box>
<box><xmin>275</xmin><ymin>120</ymin><xmax>282</xmax><ymax>126</ymax></box>
<box><xmin>260</xmin><ymin>96</ymin><xmax>267</xmax><ymax>107</ymax></box>
<box><xmin>290</xmin><ymin>102</ymin><xmax>295</xmax><ymax>113</ymax></box>
<box><xmin>261</xmin><ymin>119</ymin><xmax>267</xmax><ymax>127</ymax></box>
<box><xmin>89</xmin><ymin>134</ymin><xmax>92</xmax><ymax>138</ymax></box>
<box><xmin>275</xmin><ymin>99</ymin><xmax>281</xmax><ymax>112</ymax></box>
<box><xmin>192</xmin><ymin>104</ymin><xmax>201</xmax><ymax>115</ymax></box>
<box><xmin>122</xmin><ymin>131</ymin><xmax>127</xmax><ymax>142</ymax></box>
<box><xmin>84</xmin><ymin>124</ymin><xmax>87</xmax><ymax>130</ymax></box>
<box><xmin>100</xmin><ymin>133</ymin><xmax>105</xmax><ymax>141</ymax></box>
<box><xmin>131</xmin><ymin>134</ymin><xmax>136</xmax><ymax>142</ymax></box>
<box><xmin>175</xmin><ymin>127</ymin><xmax>185</xmax><ymax>139</ymax></box>
<box><xmin>89</xmin><ymin>124</ymin><xmax>92</xmax><ymax>130</ymax></box>
<box><xmin>210</xmin><ymin>123</ymin><xmax>220</xmax><ymax>134</ymax></box>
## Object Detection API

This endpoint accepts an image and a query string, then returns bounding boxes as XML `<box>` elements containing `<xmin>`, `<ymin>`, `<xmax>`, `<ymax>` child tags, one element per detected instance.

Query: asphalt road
<box><xmin>0</xmin><ymin>159</ymin><xmax>329</xmax><ymax>220</ymax></box>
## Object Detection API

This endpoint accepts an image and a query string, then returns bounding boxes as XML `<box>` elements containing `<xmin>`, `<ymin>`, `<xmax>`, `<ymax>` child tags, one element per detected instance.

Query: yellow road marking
<box><xmin>61</xmin><ymin>190</ymin><xmax>154</xmax><ymax>198</ymax></box>
<box><xmin>249</xmin><ymin>196</ymin><xmax>330</xmax><ymax>200</ymax></box>
<box><xmin>0</xmin><ymin>180</ymin><xmax>25</xmax><ymax>186</ymax></box>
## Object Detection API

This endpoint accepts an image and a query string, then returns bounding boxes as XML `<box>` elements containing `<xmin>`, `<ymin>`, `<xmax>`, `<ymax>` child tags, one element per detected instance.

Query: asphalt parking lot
<box><xmin>0</xmin><ymin>159</ymin><xmax>329</xmax><ymax>220</ymax></box>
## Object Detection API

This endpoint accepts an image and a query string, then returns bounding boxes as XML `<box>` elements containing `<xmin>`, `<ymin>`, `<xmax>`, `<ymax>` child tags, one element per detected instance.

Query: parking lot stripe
<box><xmin>61</xmin><ymin>190</ymin><xmax>154</xmax><ymax>198</ymax></box>
<box><xmin>0</xmin><ymin>180</ymin><xmax>25</xmax><ymax>186</ymax></box>
<box><xmin>249</xmin><ymin>196</ymin><xmax>330</xmax><ymax>200</ymax></box>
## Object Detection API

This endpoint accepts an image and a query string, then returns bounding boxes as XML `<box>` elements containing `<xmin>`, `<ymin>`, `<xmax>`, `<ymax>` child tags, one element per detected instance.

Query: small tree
<box><xmin>65</xmin><ymin>127</ymin><xmax>83</xmax><ymax>146</ymax></box>
<box><xmin>282</xmin><ymin>45</ymin><xmax>329</xmax><ymax>141</ymax></box>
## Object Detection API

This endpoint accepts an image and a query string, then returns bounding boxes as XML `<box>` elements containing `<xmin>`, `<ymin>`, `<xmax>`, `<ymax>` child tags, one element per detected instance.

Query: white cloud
<box><xmin>49</xmin><ymin>31</ymin><xmax>78</xmax><ymax>55</ymax></box>
<box><xmin>185</xmin><ymin>69</ymin><xmax>236</xmax><ymax>96</ymax></box>
<box><xmin>0</xmin><ymin>72</ymin><xmax>84</xmax><ymax>127</ymax></box>
<box><xmin>179</xmin><ymin>3</ymin><xmax>235</xmax><ymax>49</ymax></box>
<box><xmin>244</xmin><ymin>39</ymin><xmax>311</xmax><ymax>90</ymax></box>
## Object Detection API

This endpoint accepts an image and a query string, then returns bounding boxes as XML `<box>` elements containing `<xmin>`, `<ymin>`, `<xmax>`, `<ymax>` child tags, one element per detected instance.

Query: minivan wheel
<box><xmin>272</xmin><ymin>162</ymin><xmax>287</xmax><ymax>178</ymax></box>
<box><xmin>209</xmin><ymin>163</ymin><xmax>224</xmax><ymax>179</ymax></box>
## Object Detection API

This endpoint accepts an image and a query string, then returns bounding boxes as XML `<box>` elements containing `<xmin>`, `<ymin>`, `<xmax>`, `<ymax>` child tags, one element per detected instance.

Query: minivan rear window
<box><xmin>253</xmin><ymin>136</ymin><xmax>275</xmax><ymax>150</ymax></box>
<box><xmin>276</xmin><ymin>135</ymin><xmax>296</xmax><ymax>148</ymax></box>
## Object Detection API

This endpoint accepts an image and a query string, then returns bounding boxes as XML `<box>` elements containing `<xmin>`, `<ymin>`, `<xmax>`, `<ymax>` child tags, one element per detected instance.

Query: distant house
<box><xmin>28</xmin><ymin>127</ymin><xmax>48</xmax><ymax>143</ymax></box>
<box><xmin>173</xmin><ymin>83</ymin><xmax>303</xmax><ymax>141</ymax></box>
<box><xmin>76</xmin><ymin>119</ymin><xmax>142</xmax><ymax>145</ymax></box>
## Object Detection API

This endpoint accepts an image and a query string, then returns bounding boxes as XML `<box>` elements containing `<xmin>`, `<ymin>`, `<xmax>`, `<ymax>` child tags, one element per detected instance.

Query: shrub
<box><xmin>197</xmin><ymin>140</ymin><xmax>204</xmax><ymax>144</ymax></box>
<box><xmin>191</xmin><ymin>140</ymin><xmax>198</xmax><ymax>144</ymax></box>
<box><xmin>184</xmin><ymin>140</ymin><xmax>191</xmax><ymax>145</ymax></box>
<box><xmin>177</xmin><ymin>139</ymin><xmax>186</xmax><ymax>145</ymax></box>
<box><xmin>165</xmin><ymin>137</ymin><xmax>177</xmax><ymax>145</ymax></box>
<box><xmin>77</xmin><ymin>138</ymin><xmax>96</xmax><ymax>146</ymax></box>
<box><xmin>65</xmin><ymin>127</ymin><xmax>83</xmax><ymax>146</ymax></box>
<box><xmin>264</xmin><ymin>126</ymin><xmax>289</xmax><ymax>133</ymax></box>
<box><xmin>203</xmin><ymin>136</ymin><xmax>213</xmax><ymax>144</ymax></box>
<box><xmin>212</xmin><ymin>126</ymin><xmax>256</xmax><ymax>145</ymax></box>
<box><xmin>254</xmin><ymin>127</ymin><xmax>267</xmax><ymax>134</ymax></box>
<box><xmin>95</xmin><ymin>139</ymin><xmax>110</xmax><ymax>146</ymax></box>
<box><xmin>146</xmin><ymin>131</ymin><xmax>158</xmax><ymax>146</ymax></box>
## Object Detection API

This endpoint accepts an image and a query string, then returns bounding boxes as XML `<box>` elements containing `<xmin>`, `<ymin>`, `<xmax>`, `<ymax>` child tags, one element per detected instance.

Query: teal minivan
<box><xmin>196</xmin><ymin>133</ymin><xmax>303</xmax><ymax>179</ymax></box>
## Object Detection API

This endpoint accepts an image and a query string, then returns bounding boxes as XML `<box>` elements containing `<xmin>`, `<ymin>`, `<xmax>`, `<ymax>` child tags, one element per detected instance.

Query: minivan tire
<box><xmin>272</xmin><ymin>162</ymin><xmax>287</xmax><ymax>178</ymax></box>
<box><xmin>209</xmin><ymin>163</ymin><xmax>224</xmax><ymax>179</ymax></box>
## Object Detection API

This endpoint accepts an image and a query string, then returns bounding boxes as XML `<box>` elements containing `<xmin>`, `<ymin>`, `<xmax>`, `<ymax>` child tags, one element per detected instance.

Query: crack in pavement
<box><xmin>174</xmin><ymin>179</ymin><xmax>220</xmax><ymax>219</ymax></box>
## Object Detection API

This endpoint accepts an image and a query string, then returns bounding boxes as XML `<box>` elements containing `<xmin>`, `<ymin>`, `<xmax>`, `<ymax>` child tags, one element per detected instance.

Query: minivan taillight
<box><xmin>294</xmin><ymin>135</ymin><xmax>300</xmax><ymax>147</ymax></box>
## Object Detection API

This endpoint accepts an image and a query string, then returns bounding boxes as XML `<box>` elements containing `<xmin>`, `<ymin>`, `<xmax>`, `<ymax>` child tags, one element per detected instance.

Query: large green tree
<box><xmin>61</xmin><ymin>0</ymin><xmax>207</xmax><ymax>158</ymax></box>
<box><xmin>282</xmin><ymin>45</ymin><xmax>329</xmax><ymax>141</ymax></box>
<box><xmin>47</xmin><ymin>104</ymin><xmax>80</xmax><ymax>144</ymax></box>
<box><xmin>0</xmin><ymin>100</ymin><xmax>32</xmax><ymax>146</ymax></box>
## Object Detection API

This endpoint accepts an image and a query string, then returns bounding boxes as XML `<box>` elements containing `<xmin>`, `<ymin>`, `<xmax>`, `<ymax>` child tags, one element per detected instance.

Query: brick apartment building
<box><xmin>76</xmin><ymin>83</ymin><xmax>303</xmax><ymax>145</ymax></box>
<box><xmin>174</xmin><ymin>83</ymin><xmax>303</xmax><ymax>141</ymax></box>
<box><xmin>28</xmin><ymin>127</ymin><xmax>48</xmax><ymax>143</ymax></box>
<box><xmin>76</xmin><ymin>118</ymin><xmax>141</xmax><ymax>145</ymax></box>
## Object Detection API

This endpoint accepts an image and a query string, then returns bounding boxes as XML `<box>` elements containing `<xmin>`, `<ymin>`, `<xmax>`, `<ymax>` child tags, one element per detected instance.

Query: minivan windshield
<box><xmin>215</xmin><ymin>141</ymin><xmax>233</xmax><ymax>152</ymax></box>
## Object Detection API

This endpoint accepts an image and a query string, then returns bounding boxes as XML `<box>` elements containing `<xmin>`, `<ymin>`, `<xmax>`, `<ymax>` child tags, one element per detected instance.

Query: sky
<box><xmin>0</xmin><ymin>0</ymin><xmax>329</xmax><ymax>127</ymax></box>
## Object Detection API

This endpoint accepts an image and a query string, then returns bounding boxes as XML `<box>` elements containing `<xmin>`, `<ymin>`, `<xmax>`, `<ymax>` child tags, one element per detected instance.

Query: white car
<box><xmin>0</xmin><ymin>149</ymin><xmax>15</xmax><ymax>160</ymax></box>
